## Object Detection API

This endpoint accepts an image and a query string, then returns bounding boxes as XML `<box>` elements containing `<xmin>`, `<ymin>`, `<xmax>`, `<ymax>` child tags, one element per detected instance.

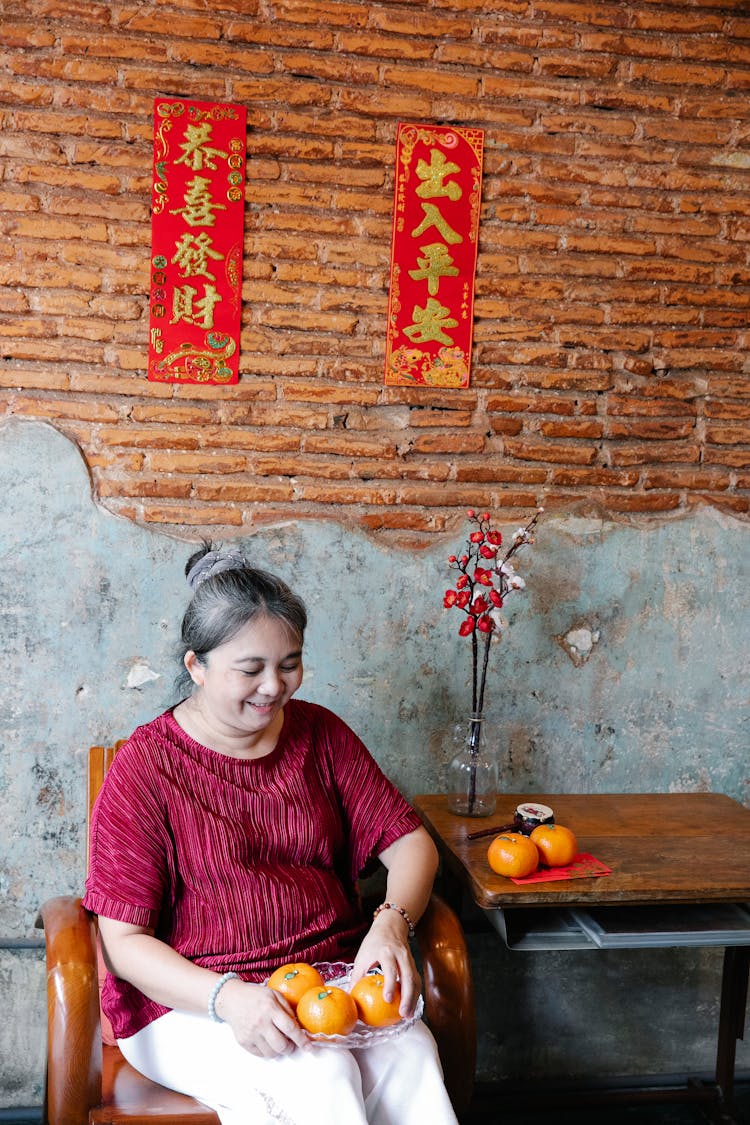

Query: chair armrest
<box><xmin>415</xmin><ymin>892</ymin><xmax>476</xmax><ymax>1117</ymax></box>
<box><xmin>36</xmin><ymin>895</ymin><xmax>102</xmax><ymax>1125</ymax></box>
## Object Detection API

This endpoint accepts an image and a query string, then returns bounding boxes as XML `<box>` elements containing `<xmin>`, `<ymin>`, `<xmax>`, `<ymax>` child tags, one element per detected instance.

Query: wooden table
<box><xmin>414</xmin><ymin>792</ymin><xmax>750</xmax><ymax>1122</ymax></box>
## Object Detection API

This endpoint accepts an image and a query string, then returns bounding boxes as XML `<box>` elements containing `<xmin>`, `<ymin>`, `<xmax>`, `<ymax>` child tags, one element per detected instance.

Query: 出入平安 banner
<box><xmin>384</xmin><ymin>123</ymin><xmax>484</xmax><ymax>389</ymax></box>
<box><xmin>148</xmin><ymin>97</ymin><xmax>247</xmax><ymax>384</ymax></box>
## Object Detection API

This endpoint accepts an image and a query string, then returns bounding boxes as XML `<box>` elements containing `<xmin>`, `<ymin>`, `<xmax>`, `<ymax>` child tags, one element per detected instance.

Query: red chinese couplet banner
<box><xmin>384</xmin><ymin>122</ymin><xmax>484</xmax><ymax>389</ymax></box>
<box><xmin>148</xmin><ymin>97</ymin><xmax>247</xmax><ymax>384</ymax></box>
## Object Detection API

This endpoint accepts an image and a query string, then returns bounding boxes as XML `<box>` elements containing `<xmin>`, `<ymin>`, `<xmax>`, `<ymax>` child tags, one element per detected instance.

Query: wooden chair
<box><xmin>37</xmin><ymin>743</ymin><xmax>477</xmax><ymax>1125</ymax></box>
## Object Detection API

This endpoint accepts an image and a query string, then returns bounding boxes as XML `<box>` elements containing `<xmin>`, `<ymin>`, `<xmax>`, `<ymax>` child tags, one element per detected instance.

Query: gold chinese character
<box><xmin>408</xmin><ymin>242</ymin><xmax>459</xmax><ymax>296</ymax></box>
<box><xmin>170</xmin><ymin>284</ymin><xmax>222</xmax><ymax>329</ymax></box>
<box><xmin>171</xmin><ymin>232</ymin><xmax>225</xmax><ymax>281</ymax></box>
<box><xmin>411</xmin><ymin>202</ymin><xmax>462</xmax><ymax>245</ymax></box>
<box><xmin>170</xmin><ymin>176</ymin><xmax>226</xmax><ymax>227</ymax></box>
<box><xmin>415</xmin><ymin>148</ymin><xmax>462</xmax><ymax>202</ymax></box>
<box><xmin>175</xmin><ymin>123</ymin><xmax>229</xmax><ymax>171</ymax></box>
<box><xmin>403</xmin><ymin>298</ymin><xmax>458</xmax><ymax>346</ymax></box>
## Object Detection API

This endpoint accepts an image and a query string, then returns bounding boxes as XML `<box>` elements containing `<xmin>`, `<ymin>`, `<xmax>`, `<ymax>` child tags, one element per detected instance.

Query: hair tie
<box><xmin>187</xmin><ymin>550</ymin><xmax>247</xmax><ymax>591</ymax></box>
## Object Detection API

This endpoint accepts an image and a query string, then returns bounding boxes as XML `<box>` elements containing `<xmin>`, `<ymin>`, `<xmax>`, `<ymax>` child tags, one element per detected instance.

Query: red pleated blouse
<box><xmin>83</xmin><ymin>700</ymin><xmax>421</xmax><ymax>1039</ymax></box>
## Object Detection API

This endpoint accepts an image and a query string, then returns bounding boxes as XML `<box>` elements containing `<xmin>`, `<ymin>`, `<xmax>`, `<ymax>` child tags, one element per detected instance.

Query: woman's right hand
<box><xmin>215</xmin><ymin>978</ymin><xmax>309</xmax><ymax>1058</ymax></box>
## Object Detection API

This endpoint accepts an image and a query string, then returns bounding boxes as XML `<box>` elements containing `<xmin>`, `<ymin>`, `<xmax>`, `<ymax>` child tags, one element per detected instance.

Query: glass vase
<box><xmin>446</xmin><ymin>712</ymin><xmax>497</xmax><ymax>817</ymax></box>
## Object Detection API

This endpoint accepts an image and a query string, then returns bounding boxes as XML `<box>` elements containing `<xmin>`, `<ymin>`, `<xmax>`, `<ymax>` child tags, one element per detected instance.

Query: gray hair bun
<box><xmin>186</xmin><ymin>549</ymin><xmax>247</xmax><ymax>591</ymax></box>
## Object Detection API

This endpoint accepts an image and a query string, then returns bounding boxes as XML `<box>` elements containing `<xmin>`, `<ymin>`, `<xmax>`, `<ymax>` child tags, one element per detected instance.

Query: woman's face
<box><xmin>185</xmin><ymin>612</ymin><xmax>304</xmax><ymax>743</ymax></box>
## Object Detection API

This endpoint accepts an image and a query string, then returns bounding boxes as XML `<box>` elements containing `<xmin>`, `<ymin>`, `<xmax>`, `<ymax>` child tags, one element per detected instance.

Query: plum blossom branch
<box><xmin>443</xmin><ymin>507</ymin><xmax>543</xmax><ymax>718</ymax></box>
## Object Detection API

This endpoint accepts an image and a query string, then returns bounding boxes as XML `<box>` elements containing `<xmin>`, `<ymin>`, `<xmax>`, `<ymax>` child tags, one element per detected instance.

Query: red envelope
<box><xmin>511</xmin><ymin>852</ymin><xmax>612</xmax><ymax>885</ymax></box>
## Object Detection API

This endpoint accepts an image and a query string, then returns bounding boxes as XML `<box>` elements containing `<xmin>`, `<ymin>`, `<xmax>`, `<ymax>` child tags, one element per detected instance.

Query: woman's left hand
<box><xmin>350</xmin><ymin>907</ymin><xmax>421</xmax><ymax>1018</ymax></box>
<box><xmin>350</xmin><ymin>826</ymin><xmax>438</xmax><ymax>1019</ymax></box>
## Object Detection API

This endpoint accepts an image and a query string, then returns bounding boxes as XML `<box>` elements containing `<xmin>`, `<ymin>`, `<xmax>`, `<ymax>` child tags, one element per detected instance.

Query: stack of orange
<box><xmin>351</xmin><ymin>972</ymin><xmax>402</xmax><ymax>1027</ymax></box>
<box><xmin>296</xmin><ymin>984</ymin><xmax>358</xmax><ymax>1036</ymax></box>
<box><xmin>487</xmin><ymin>823</ymin><xmax>578</xmax><ymax>878</ymax></box>
<box><xmin>268</xmin><ymin>962</ymin><xmax>404</xmax><ymax>1036</ymax></box>
<box><xmin>267</xmin><ymin>962</ymin><xmax>324</xmax><ymax>1009</ymax></box>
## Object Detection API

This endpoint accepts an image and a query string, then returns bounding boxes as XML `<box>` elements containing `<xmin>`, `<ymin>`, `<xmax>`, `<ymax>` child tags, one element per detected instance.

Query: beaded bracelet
<box><xmin>373</xmin><ymin>901</ymin><xmax>416</xmax><ymax>938</ymax></box>
<box><xmin>208</xmin><ymin>971</ymin><xmax>239</xmax><ymax>1023</ymax></box>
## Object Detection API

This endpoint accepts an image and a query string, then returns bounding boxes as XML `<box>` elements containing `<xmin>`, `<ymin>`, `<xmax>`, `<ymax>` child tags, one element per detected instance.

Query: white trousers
<box><xmin>119</xmin><ymin>1010</ymin><xmax>459</xmax><ymax>1125</ymax></box>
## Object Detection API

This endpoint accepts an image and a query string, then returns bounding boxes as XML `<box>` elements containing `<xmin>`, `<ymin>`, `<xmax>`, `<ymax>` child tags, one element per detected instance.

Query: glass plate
<box><xmin>268</xmin><ymin>961</ymin><xmax>425</xmax><ymax>1050</ymax></box>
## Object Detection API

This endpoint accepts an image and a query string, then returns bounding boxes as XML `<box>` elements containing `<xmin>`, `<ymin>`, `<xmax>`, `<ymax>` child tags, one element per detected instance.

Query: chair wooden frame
<box><xmin>37</xmin><ymin>744</ymin><xmax>476</xmax><ymax>1125</ymax></box>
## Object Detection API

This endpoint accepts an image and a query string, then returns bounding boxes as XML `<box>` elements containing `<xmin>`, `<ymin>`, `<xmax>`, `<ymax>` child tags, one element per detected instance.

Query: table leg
<box><xmin>715</xmin><ymin>945</ymin><xmax>749</xmax><ymax>1113</ymax></box>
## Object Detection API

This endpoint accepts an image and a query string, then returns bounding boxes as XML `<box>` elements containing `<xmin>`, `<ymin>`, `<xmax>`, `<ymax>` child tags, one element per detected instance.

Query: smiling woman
<box><xmin>81</xmin><ymin>542</ymin><xmax>458</xmax><ymax>1125</ymax></box>
<box><xmin>179</xmin><ymin>614</ymin><xmax>304</xmax><ymax>759</ymax></box>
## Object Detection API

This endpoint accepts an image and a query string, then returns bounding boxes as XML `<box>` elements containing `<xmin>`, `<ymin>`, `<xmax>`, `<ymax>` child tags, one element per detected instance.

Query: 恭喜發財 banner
<box><xmin>148</xmin><ymin>97</ymin><xmax>247</xmax><ymax>384</ymax></box>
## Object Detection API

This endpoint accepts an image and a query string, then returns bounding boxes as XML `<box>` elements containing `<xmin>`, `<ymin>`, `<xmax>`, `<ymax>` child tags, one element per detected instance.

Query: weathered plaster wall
<box><xmin>2</xmin><ymin>418</ymin><xmax>749</xmax><ymax>1103</ymax></box>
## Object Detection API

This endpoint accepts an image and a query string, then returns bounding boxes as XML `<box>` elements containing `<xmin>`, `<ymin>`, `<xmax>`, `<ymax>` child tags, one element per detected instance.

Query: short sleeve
<box><xmin>82</xmin><ymin>741</ymin><xmax>170</xmax><ymax>928</ymax></box>
<box><xmin>314</xmin><ymin>708</ymin><xmax>422</xmax><ymax>880</ymax></box>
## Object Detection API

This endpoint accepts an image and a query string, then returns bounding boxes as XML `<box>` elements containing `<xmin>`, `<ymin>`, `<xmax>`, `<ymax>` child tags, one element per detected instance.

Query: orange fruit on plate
<box><xmin>530</xmin><ymin>823</ymin><xmax>578</xmax><ymax>867</ymax></box>
<box><xmin>296</xmin><ymin>985</ymin><xmax>358</xmax><ymax>1037</ymax></box>
<box><xmin>350</xmin><ymin>972</ymin><xmax>402</xmax><ymax>1027</ymax></box>
<box><xmin>487</xmin><ymin>832</ymin><xmax>539</xmax><ymax>878</ymax></box>
<box><xmin>267</xmin><ymin>962</ymin><xmax>324</xmax><ymax>1009</ymax></box>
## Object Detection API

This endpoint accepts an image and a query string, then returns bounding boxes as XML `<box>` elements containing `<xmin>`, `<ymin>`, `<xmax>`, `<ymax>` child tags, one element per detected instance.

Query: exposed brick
<box><xmin>503</xmin><ymin>439</ymin><xmax>598</xmax><ymax>466</ymax></box>
<box><xmin>705</xmin><ymin>448</ymin><xmax>750</xmax><ymax>468</ymax></box>
<box><xmin>606</xmin><ymin>396</ymin><xmax>698</xmax><ymax>417</ymax></box>
<box><xmin>550</xmin><ymin>468</ymin><xmax>641</xmax><ymax>487</ymax></box>
<box><xmin>488</xmin><ymin>418</ymin><xmax>524</xmax><ymax>436</ymax></box>
<box><xmin>358</xmin><ymin>510</ymin><xmax>449</xmax><ymax>533</ymax></box>
<box><xmin>142</xmin><ymin>504</ymin><xmax>243</xmax><ymax>526</ymax></box>
<box><xmin>130</xmin><ymin>405</ymin><xmax>216</xmax><ymax>426</ymax></box>
<box><xmin>0</xmin><ymin>0</ymin><xmax>748</xmax><ymax>535</ymax></box>
<box><xmin>412</xmin><ymin>433</ymin><xmax>486</xmax><ymax>455</ymax></box>
<box><xmin>99</xmin><ymin>427</ymin><xmax>201</xmax><ymax>451</ymax></box>
<box><xmin>606</xmin><ymin>492</ymin><xmax>682</xmax><ymax>513</ymax></box>
<box><xmin>194</xmin><ymin>481</ymin><xmax>295</xmax><ymax>502</ymax></box>
<box><xmin>606</xmin><ymin>419</ymin><xmax>696</xmax><ymax>441</ymax></box>
<box><xmin>644</xmin><ymin>469</ymin><xmax>730</xmax><ymax>491</ymax></box>
<box><xmin>540</xmin><ymin>419</ymin><xmax>604</xmax><ymax>439</ymax></box>
<box><xmin>610</xmin><ymin>443</ymin><xmax>701</xmax><ymax>467</ymax></box>
<box><xmin>148</xmin><ymin>452</ymin><xmax>249</xmax><ymax>474</ymax></box>
<box><xmin>0</xmin><ymin>367</ymin><xmax>70</xmax><ymax>391</ymax></box>
<box><xmin>686</xmin><ymin>493</ymin><xmax>750</xmax><ymax>514</ymax></box>
<box><xmin>705</xmin><ymin>424</ymin><xmax>750</xmax><ymax>445</ymax></box>
<box><xmin>202</xmin><ymin>431</ymin><xmax>300</xmax><ymax>453</ymax></box>
<box><xmin>453</xmin><ymin>463</ymin><xmax>548</xmax><ymax>484</ymax></box>
<box><xmin>297</xmin><ymin>483</ymin><xmax>398</xmax><ymax>505</ymax></box>
<box><xmin>98</xmin><ymin>477</ymin><xmax>193</xmax><ymax>500</ymax></box>
<box><xmin>705</xmin><ymin>401</ymin><xmax>750</xmax><ymax>420</ymax></box>
<box><xmin>9</xmin><ymin>395</ymin><xmax>118</xmax><ymax>422</ymax></box>
<box><xmin>281</xmin><ymin>383</ymin><xmax>380</xmax><ymax>406</ymax></box>
<box><xmin>250</xmin><ymin>455</ymin><xmax>347</xmax><ymax>479</ymax></box>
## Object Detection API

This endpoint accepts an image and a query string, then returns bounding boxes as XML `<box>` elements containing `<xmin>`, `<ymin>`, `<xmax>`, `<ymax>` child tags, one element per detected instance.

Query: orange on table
<box><xmin>350</xmin><ymin>972</ymin><xmax>403</xmax><ymax>1027</ymax></box>
<box><xmin>267</xmin><ymin>962</ymin><xmax>324</xmax><ymax>1009</ymax></box>
<box><xmin>487</xmin><ymin>832</ymin><xmax>539</xmax><ymax>878</ymax></box>
<box><xmin>530</xmin><ymin>823</ymin><xmax>578</xmax><ymax>867</ymax></box>
<box><xmin>296</xmin><ymin>985</ymin><xmax>358</xmax><ymax>1037</ymax></box>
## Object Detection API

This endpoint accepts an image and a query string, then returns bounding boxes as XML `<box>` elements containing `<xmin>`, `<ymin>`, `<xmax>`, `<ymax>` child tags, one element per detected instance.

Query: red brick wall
<box><xmin>1</xmin><ymin>0</ymin><xmax>749</xmax><ymax>545</ymax></box>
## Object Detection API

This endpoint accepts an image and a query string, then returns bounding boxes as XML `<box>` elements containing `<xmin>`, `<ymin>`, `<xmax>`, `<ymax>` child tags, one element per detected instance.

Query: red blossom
<box><xmin>442</xmin><ymin>505</ymin><xmax>543</xmax><ymax>724</ymax></box>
